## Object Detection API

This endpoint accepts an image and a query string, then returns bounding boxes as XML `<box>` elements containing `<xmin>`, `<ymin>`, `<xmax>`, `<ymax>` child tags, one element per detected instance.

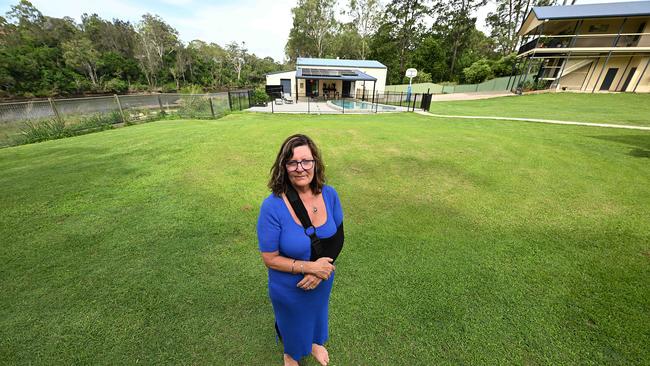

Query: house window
<box><xmin>588</xmin><ymin>24</ymin><xmax>609</xmax><ymax>33</ymax></box>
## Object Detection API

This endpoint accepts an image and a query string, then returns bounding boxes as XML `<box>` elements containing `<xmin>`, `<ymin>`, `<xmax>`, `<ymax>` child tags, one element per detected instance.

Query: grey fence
<box><xmin>0</xmin><ymin>91</ymin><xmax>251</xmax><ymax>147</ymax></box>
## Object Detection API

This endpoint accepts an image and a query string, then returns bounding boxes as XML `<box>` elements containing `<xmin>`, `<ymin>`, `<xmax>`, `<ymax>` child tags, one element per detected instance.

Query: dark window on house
<box><xmin>588</xmin><ymin>24</ymin><xmax>609</xmax><ymax>33</ymax></box>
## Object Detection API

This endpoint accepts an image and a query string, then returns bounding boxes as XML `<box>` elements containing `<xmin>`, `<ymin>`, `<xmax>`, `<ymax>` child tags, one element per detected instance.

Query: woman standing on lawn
<box><xmin>257</xmin><ymin>134</ymin><xmax>344</xmax><ymax>366</ymax></box>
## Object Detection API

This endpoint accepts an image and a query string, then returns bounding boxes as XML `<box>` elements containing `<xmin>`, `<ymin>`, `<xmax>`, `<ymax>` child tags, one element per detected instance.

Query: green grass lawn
<box><xmin>1</xmin><ymin>112</ymin><xmax>649</xmax><ymax>364</ymax></box>
<box><xmin>429</xmin><ymin>93</ymin><xmax>650</xmax><ymax>127</ymax></box>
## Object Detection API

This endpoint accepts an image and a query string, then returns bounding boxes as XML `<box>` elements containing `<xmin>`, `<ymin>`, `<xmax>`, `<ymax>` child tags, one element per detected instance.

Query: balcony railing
<box><xmin>517</xmin><ymin>32</ymin><xmax>650</xmax><ymax>55</ymax></box>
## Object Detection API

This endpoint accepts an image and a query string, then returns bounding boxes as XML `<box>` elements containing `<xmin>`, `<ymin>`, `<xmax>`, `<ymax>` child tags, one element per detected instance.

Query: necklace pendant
<box><xmin>313</xmin><ymin>206</ymin><xmax>318</xmax><ymax>214</ymax></box>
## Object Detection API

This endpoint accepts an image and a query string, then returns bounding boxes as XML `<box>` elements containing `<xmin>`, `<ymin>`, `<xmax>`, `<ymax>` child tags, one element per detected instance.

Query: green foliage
<box><xmin>74</xmin><ymin>111</ymin><xmax>121</xmax><ymax>131</ymax></box>
<box><xmin>161</xmin><ymin>82</ymin><xmax>177</xmax><ymax>93</ymax></box>
<box><xmin>491</xmin><ymin>53</ymin><xmax>518</xmax><ymax>77</ymax></box>
<box><xmin>17</xmin><ymin>111</ymin><xmax>119</xmax><ymax>145</ymax></box>
<box><xmin>0</xmin><ymin>2</ymin><xmax>283</xmax><ymax>98</ymax></box>
<box><xmin>104</xmin><ymin>78</ymin><xmax>128</xmax><ymax>93</ymax></box>
<box><xmin>250</xmin><ymin>88</ymin><xmax>269</xmax><ymax>105</ymax></box>
<box><xmin>180</xmin><ymin>84</ymin><xmax>203</xmax><ymax>94</ymax></box>
<box><xmin>18</xmin><ymin>118</ymin><xmax>68</xmax><ymax>143</ymax></box>
<box><xmin>463</xmin><ymin>58</ymin><xmax>495</xmax><ymax>83</ymax></box>
<box><xmin>177</xmin><ymin>95</ymin><xmax>211</xmax><ymax>118</ymax></box>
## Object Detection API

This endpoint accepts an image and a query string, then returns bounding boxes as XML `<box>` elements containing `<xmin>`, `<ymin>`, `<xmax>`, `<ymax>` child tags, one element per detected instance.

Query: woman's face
<box><xmin>286</xmin><ymin>145</ymin><xmax>315</xmax><ymax>190</ymax></box>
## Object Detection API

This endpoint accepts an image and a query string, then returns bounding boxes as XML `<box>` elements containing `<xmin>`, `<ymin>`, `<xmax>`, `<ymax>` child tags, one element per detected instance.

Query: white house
<box><xmin>266</xmin><ymin>57</ymin><xmax>388</xmax><ymax>102</ymax></box>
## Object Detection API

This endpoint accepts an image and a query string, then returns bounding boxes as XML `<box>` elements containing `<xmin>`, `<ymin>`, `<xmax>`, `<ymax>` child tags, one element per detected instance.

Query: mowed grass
<box><xmin>430</xmin><ymin>92</ymin><xmax>650</xmax><ymax>127</ymax></box>
<box><xmin>1</xmin><ymin>112</ymin><xmax>649</xmax><ymax>365</ymax></box>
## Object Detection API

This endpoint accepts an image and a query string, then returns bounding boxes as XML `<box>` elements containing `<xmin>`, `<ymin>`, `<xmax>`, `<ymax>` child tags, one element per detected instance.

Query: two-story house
<box><xmin>515</xmin><ymin>1</ymin><xmax>650</xmax><ymax>93</ymax></box>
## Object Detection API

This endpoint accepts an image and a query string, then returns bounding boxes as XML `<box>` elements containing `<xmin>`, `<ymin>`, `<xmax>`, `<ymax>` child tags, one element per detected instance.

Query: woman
<box><xmin>257</xmin><ymin>134</ymin><xmax>344</xmax><ymax>366</ymax></box>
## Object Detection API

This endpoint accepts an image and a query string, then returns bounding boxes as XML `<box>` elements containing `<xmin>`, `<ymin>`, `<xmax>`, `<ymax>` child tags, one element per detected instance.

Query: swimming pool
<box><xmin>330</xmin><ymin>99</ymin><xmax>398</xmax><ymax>112</ymax></box>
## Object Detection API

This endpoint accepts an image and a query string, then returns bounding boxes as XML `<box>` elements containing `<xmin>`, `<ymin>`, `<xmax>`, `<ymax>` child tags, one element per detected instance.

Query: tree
<box><xmin>226</xmin><ymin>41</ymin><xmax>246</xmax><ymax>84</ymax></box>
<box><xmin>285</xmin><ymin>0</ymin><xmax>337</xmax><ymax>62</ymax></box>
<box><xmin>345</xmin><ymin>0</ymin><xmax>382</xmax><ymax>59</ymax></box>
<box><xmin>331</xmin><ymin>22</ymin><xmax>363</xmax><ymax>59</ymax></box>
<box><xmin>486</xmin><ymin>0</ymin><xmax>556</xmax><ymax>55</ymax></box>
<box><xmin>384</xmin><ymin>0</ymin><xmax>428</xmax><ymax>80</ymax></box>
<box><xmin>62</xmin><ymin>37</ymin><xmax>99</xmax><ymax>85</ymax></box>
<box><xmin>412</xmin><ymin>34</ymin><xmax>449</xmax><ymax>82</ymax></box>
<box><xmin>134</xmin><ymin>13</ymin><xmax>179</xmax><ymax>89</ymax></box>
<box><xmin>432</xmin><ymin>0</ymin><xmax>487</xmax><ymax>78</ymax></box>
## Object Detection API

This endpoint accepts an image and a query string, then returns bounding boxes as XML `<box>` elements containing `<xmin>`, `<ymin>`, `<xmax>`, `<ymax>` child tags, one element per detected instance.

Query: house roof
<box><xmin>296</xmin><ymin>57</ymin><xmax>386</xmax><ymax>69</ymax></box>
<box><xmin>296</xmin><ymin>68</ymin><xmax>377</xmax><ymax>81</ymax></box>
<box><xmin>533</xmin><ymin>1</ymin><xmax>650</xmax><ymax>20</ymax></box>
<box><xmin>518</xmin><ymin>1</ymin><xmax>650</xmax><ymax>35</ymax></box>
<box><xmin>265</xmin><ymin>70</ymin><xmax>295</xmax><ymax>76</ymax></box>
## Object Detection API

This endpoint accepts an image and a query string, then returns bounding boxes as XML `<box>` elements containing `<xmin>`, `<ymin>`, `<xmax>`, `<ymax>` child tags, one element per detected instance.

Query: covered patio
<box><xmin>295</xmin><ymin>68</ymin><xmax>377</xmax><ymax>102</ymax></box>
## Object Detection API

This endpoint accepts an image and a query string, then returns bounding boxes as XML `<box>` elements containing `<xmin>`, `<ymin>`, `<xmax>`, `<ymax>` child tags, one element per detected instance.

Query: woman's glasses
<box><xmin>286</xmin><ymin>159</ymin><xmax>315</xmax><ymax>171</ymax></box>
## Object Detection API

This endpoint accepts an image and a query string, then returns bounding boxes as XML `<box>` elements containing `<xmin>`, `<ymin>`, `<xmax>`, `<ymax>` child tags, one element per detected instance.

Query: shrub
<box><xmin>161</xmin><ymin>82</ymin><xmax>177</xmax><ymax>93</ymax></box>
<box><xmin>19</xmin><ymin>118</ymin><xmax>69</xmax><ymax>144</ymax></box>
<box><xmin>177</xmin><ymin>95</ymin><xmax>211</xmax><ymax>118</ymax></box>
<box><xmin>180</xmin><ymin>84</ymin><xmax>203</xmax><ymax>94</ymax></box>
<box><xmin>251</xmin><ymin>88</ymin><xmax>269</xmax><ymax>105</ymax></box>
<box><xmin>73</xmin><ymin>111</ymin><xmax>121</xmax><ymax>131</ymax></box>
<box><xmin>104</xmin><ymin>78</ymin><xmax>128</xmax><ymax>94</ymax></box>
<box><xmin>463</xmin><ymin>59</ymin><xmax>495</xmax><ymax>84</ymax></box>
<box><xmin>129</xmin><ymin>83</ymin><xmax>149</xmax><ymax>93</ymax></box>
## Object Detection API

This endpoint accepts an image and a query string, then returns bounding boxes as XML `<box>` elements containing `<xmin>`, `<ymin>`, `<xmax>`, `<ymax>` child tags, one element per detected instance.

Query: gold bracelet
<box><xmin>291</xmin><ymin>259</ymin><xmax>296</xmax><ymax>274</ymax></box>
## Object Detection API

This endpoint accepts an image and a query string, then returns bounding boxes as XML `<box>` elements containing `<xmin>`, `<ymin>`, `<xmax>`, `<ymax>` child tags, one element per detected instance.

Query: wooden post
<box><xmin>157</xmin><ymin>95</ymin><xmax>164</xmax><ymax>114</ymax></box>
<box><xmin>209</xmin><ymin>97</ymin><xmax>215</xmax><ymax>118</ymax></box>
<box><xmin>114</xmin><ymin>94</ymin><xmax>126</xmax><ymax>123</ymax></box>
<box><xmin>48</xmin><ymin>98</ymin><xmax>63</xmax><ymax>124</ymax></box>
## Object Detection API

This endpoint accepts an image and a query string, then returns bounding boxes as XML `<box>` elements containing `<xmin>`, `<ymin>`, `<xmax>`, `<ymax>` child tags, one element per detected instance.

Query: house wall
<box><xmin>557</xmin><ymin>62</ymin><xmax>591</xmax><ymax>90</ymax></box>
<box><xmin>626</xmin><ymin>56</ymin><xmax>650</xmax><ymax>92</ymax></box>
<box><xmin>564</xmin><ymin>55</ymin><xmax>649</xmax><ymax>92</ymax></box>
<box><xmin>266</xmin><ymin>71</ymin><xmax>297</xmax><ymax>95</ymax></box>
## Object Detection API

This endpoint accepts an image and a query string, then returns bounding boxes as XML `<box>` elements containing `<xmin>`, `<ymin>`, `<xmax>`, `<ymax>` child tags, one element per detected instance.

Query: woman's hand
<box><xmin>307</xmin><ymin>257</ymin><xmax>335</xmax><ymax>280</ymax></box>
<box><xmin>297</xmin><ymin>274</ymin><xmax>322</xmax><ymax>290</ymax></box>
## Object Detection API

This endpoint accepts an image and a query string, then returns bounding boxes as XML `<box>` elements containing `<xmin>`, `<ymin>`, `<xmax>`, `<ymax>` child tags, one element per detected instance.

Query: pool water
<box><xmin>331</xmin><ymin>100</ymin><xmax>397</xmax><ymax>111</ymax></box>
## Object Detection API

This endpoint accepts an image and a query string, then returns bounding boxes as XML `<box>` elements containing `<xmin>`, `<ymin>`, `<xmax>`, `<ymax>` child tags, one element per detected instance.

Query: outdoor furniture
<box><xmin>275</xmin><ymin>97</ymin><xmax>284</xmax><ymax>105</ymax></box>
<box><xmin>283</xmin><ymin>93</ymin><xmax>294</xmax><ymax>104</ymax></box>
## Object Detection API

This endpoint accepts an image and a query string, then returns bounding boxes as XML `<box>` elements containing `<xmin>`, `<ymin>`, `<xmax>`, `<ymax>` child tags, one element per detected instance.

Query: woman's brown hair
<box><xmin>268</xmin><ymin>134</ymin><xmax>325</xmax><ymax>196</ymax></box>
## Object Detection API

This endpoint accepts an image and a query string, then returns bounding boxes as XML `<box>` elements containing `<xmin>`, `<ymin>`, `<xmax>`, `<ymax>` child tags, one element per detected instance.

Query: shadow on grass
<box><xmin>587</xmin><ymin>135</ymin><xmax>650</xmax><ymax>158</ymax></box>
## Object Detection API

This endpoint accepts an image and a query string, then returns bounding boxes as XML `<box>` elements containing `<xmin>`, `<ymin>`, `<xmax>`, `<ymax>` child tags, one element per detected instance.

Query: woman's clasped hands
<box><xmin>297</xmin><ymin>257</ymin><xmax>335</xmax><ymax>291</ymax></box>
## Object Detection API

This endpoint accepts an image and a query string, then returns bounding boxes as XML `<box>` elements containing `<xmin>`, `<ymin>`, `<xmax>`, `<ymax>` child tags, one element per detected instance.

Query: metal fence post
<box><xmin>209</xmin><ymin>97</ymin><xmax>215</xmax><ymax>118</ymax></box>
<box><xmin>375</xmin><ymin>92</ymin><xmax>379</xmax><ymax>113</ymax></box>
<box><xmin>114</xmin><ymin>94</ymin><xmax>126</xmax><ymax>123</ymax></box>
<box><xmin>308</xmin><ymin>95</ymin><xmax>310</xmax><ymax>114</ymax></box>
<box><xmin>342</xmin><ymin>97</ymin><xmax>345</xmax><ymax>114</ymax></box>
<box><xmin>412</xmin><ymin>94</ymin><xmax>418</xmax><ymax>112</ymax></box>
<box><xmin>271</xmin><ymin>98</ymin><xmax>274</xmax><ymax>113</ymax></box>
<box><xmin>48</xmin><ymin>98</ymin><xmax>64</xmax><ymax>124</ymax></box>
<box><xmin>238</xmin><ymin>93</ymin><xmax>241</xmax><ymax>110</ymax></box>
<box><xmin>228</xmin><ymin>92</ymin><xmax>233</xmax><ymax>111</ymax></box>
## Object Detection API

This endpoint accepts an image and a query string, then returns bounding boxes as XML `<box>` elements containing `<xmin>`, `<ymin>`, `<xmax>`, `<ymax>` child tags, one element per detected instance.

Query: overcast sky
<box><xmin>0</xmin><ymin>0</ymin><xmax>642</xmax><ymax>62</ymax></box>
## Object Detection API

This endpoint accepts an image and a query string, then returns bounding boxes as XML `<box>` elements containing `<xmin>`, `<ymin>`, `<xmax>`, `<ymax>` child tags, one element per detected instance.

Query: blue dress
<box><xmin>257</xmin><ymin>185</ymin><xmax>343</xmax><ymax>361</ymax></box>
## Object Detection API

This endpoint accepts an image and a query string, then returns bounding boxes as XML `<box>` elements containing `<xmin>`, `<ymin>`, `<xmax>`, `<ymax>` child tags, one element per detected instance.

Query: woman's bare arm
<box><xmin>260</xmin><ymin>251</ymin><xmax>334</xmax><ymax>279</ymax></box>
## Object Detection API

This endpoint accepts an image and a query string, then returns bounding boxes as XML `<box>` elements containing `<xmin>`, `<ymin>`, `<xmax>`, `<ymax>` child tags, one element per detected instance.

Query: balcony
<box><xmin>517</xmin><ymin>32</ymin><xmax>650</xmax><ymax>55</ymax></box>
